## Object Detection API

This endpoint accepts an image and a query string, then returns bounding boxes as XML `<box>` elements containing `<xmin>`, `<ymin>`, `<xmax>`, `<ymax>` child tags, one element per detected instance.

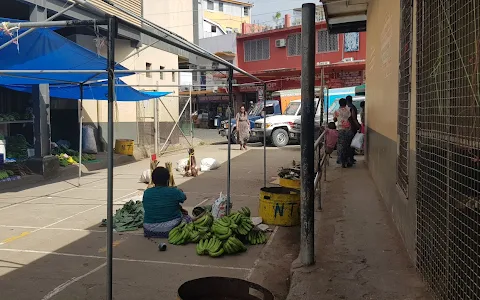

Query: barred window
<box><xmin>287</xmin><ymin>33</ymin><xmax>301</xmax><ymax>56</ymax></box>
<box><xmin>317</xmin><ymin>30</ymin><xmax>338</xmax><ymax>52</ymax></box>
<box><xmin>244</xmin><ymin>39</ymin><xmax>270</xmax><ymax>62</ymax></box>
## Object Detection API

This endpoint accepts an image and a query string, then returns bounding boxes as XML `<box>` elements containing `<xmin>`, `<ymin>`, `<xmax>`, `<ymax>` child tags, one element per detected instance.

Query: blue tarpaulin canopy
<box><xmin>0</xmin><ymin>18</ymin><xmax>132</xmax><ymax>85</ymax></box>
<box><xmin>0</xmin><ymin>18</ymin><xmax>170</xmax><ymax>100</ymax></box>
<box><xmin>3</xmin><ymin>79</ymin><xmax>171</xmax><ymax>101</ymax></box>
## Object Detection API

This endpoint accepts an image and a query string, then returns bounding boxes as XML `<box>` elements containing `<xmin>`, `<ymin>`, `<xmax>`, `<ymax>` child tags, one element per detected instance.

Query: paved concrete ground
<box><xmin>0</xmin><ymin>144</ymin><xmax>300</xmax><ymax>300</ymax></box>
<box><xmin>287</xmin><ymin>158</ymin><xmax>431</xmax><ymax>300</ymax></box>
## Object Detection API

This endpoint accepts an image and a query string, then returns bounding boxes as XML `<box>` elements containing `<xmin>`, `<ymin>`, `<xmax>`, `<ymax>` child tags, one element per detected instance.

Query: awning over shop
<box><xmin>0</xmin><ymin>17</ymin><xmax>131</xmax><ymax>85</ymax></box>
<box><xmin>3</xmin><ymin>79</ymin><xmax>171</xmax><ymax>101</ymax></box>
<box><xmin>321</xmin><ymin>1</ymin><xmax>368</xmax><ymax>34</ymax></box>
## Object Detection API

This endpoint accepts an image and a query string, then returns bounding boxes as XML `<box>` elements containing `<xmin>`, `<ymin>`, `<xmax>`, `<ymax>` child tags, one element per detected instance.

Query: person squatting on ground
<box><xmin>325</xmin><ymin>122</ymin><xmax>339</xmax><ymax>156</ymax></box>
<box><xmin>346</xmin><ymin>95</ymin><xmax>361</xmax><ymax>164</ymax></box>
<box><xmin>236</xmin><ymin>106</ymin><xmax>251</xmax><ymax>150</ymax></box>
<box><xmin>142</xmin><ymin>167</ymin><xmax>191</xmax><ymax>238</ymax></box>
<box><xmin>334</xmin><ymin>98</ymin><xmax>354</xmax><ymax>168</ymax></box>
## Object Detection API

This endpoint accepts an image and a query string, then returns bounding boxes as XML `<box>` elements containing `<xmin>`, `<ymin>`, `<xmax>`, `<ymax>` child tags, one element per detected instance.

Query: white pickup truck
<box><xmin>251</xmin><ymin>99</ymin><xmax>320</xmax><ymax>147</ymax></box>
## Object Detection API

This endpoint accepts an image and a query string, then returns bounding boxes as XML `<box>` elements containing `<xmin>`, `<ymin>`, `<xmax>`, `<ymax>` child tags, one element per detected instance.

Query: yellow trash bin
<box><xmin>114</xmin><ymin>139</ymin><xmax>134</xmax><ymax>156</ymax></box>
<box><xmin>259</xmin><ymin>187</ymin><xmax>300</xmax><ymax>227</ymax></box>
<box><xmin>279</xmin><ymin>177</ymin><xmax>300</xmax><ymax>189</ymax></box>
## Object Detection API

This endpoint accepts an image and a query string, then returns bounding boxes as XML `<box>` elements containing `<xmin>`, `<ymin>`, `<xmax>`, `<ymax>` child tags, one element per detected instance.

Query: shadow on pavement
<box><xmin>0</xmin><ymin>149</ymin><xmax>301</xmax><ymax>300</ymax></box>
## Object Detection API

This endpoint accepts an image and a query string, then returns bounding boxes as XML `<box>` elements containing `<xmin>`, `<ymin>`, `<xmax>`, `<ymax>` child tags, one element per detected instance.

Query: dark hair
<box><xmin>360</xmin><ymin>101</ymin><xmax>365</xmax><ymax>108</ymax></box>
<box><xmin>346</xmin><ymin>95</ymin><xmax>353</xmax><ymax>103</ymax></box>
<box><xmin>339</xmin><ymin>98</ymin><xmax>347</xmax><ymax>107</ymax></box>
<box><xmin>152</xmin><ymin>167</ymin><xmax>170</xmax><ymax>186</ymax></box>
<box><xmin>328</xmin><ymin>122</ymin><xmax>336</xmax><ymax>129</ymax></box>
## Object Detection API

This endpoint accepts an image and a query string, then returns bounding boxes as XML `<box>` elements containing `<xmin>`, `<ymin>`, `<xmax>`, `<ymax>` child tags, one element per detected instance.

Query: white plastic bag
<box><xmin>351</xmin><ymin>132</ymin><xmax>364</xmax><ymax>150</ymax></box>
<box><xmin>212</xmin><ymin>192</ymin><xmax>231</xmax><ymax>219</ymax></box>
<box><xmin>200</xmin><ymin>158</ymin><xmax>220</xmax><ymax>172</ymax></box>
<box><xmin>176</xmin><ymin>158</ymin><xmax>189</xmax><ymax>172</ymax></box>
<box><xmin>82</xmin><ymin>125</ymin><xmax>98</xmax><ymax>154</ymax></box>
<box><xmin>139</xmin><ymin>169</ymin><xmax>151</xmax><ymax>183</ymax></box>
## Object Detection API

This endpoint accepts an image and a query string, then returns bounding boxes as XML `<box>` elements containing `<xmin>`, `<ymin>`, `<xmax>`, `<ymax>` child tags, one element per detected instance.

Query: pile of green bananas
<box><xmin>212</xmin><ymin>216</ymin><xmax>237</xmax><ymax>240</ymax></box>
<box><xmin>223</xmin><ymin>236</ymin><xmax>247</xmax><ymax>254</ymax></box>
<box><xmin>196</xmin><ymin>236</ymin><xmax>225</xmax><ymax>257</ymax></box>
<box><xmin>247</xmin><ymin>230</ymin><xmax>267</xmax><ymax>245</ymax></box>
<box><xmin>229</xmin><ymin>212</ymin><xmax>254</xmax><ymax>236</ymax></box>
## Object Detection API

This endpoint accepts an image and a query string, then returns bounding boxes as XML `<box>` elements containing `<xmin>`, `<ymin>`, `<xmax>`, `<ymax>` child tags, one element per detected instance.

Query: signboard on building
<box><xmin>257</xmin><ymin>88</ymin><xmax>264</xmax><ymax>102</ymax></box>
<box><xmin>238</xmin><ymin>82</ymin><xmax>279</xmax><ymax>92</ymax></box>
<box><xmin>197</xmin><ymin>95</ymin><xmax>230</xmax><ymax>103</ymax></box>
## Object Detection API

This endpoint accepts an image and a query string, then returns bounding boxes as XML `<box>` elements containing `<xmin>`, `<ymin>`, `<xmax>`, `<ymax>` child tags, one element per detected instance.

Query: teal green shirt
<box><xmin>142</xmin><ymin>186</ymin><xmax>186</xmax><ymax>224</ymax></box>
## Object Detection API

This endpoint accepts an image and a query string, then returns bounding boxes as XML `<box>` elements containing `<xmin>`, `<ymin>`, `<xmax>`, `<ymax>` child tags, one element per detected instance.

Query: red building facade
<box><xmin>233</xmin><ymin>17</ymin><xmax>366</xmax><ymax>99</ymax></box>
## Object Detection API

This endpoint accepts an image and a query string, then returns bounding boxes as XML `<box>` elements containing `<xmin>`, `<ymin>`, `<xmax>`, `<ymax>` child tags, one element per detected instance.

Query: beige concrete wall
<box><xmin>366</xmin><ymin>0</ymin><xmax>401</xmax><ymax>141</ymax></box>
<box><xmin>365</xmin><ymin>0</ymin><xmax>419</xmax><ymax>261</ymax></box>
<box><xmin>143</xmin><ymin>0</ymin><xmax>194</xmax><ymax>43</ymax></box>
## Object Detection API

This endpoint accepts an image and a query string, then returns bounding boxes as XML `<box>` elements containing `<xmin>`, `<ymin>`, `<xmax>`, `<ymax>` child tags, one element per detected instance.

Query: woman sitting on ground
<box><xmin>143</xmin><ymin>167</ymin><xmax>191</xmax><ymax>238</ymax></box>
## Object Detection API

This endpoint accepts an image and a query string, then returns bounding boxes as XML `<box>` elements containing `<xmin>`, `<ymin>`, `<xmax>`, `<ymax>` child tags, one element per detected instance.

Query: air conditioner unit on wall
<box><xmin>275</xmin><ymin>39</ymin><xmax>286</xmax><ymax>48</ymax></box>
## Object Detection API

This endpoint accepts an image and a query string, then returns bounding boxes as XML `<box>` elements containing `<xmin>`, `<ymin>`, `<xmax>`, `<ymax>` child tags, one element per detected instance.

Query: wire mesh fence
<box><xmin>397</xmin><ymin>0</ymin><xmax>413</xmax><ymax>196</ymax></box>
<box><xmin>416</xmin><ymin>0</ymin><xmax>480</xmax><ymax>299</ymax></box>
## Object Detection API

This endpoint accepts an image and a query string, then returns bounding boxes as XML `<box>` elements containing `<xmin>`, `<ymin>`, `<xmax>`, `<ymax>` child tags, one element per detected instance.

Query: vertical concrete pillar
<box><xmin>27</xmin><ymin>2</ymin><xmax>58</xmax><ymax>177</ymax></box>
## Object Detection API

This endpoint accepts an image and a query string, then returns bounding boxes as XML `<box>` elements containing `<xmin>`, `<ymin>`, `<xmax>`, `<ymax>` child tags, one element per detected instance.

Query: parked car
<box><xmin>252</xmin><ymin>99</ymin><xmax>320</xmax><ymax>147</ymax></box>
<box><xmin>218</xmin><ymin>100</ymin><xmax>284</xmax><ymax>143</ymax></box>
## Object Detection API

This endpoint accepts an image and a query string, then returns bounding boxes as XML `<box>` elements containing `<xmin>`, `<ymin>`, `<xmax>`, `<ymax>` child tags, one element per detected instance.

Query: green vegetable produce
<box><xmin>6</xmin><ymin>135</ymin><xmax>30</xmax><ymax>160</ymax></box>
<box><xmin>247</xmin><ymin>230</ymin><xmax>267</xmax><ymax>245</ymax></box>
<box><xmin>101</xmin><ymin>200</ymin><xmax>144</xmax><ymax>232</ymax></box>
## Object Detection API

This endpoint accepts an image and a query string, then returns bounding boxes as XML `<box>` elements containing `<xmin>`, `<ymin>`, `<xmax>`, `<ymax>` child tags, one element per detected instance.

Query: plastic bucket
<box><xmin>279</xmin><ymin>177</ymin><xmax>300</xmax><ymax>189</ymax></box>
<box><xmin>259</xmin><ymin>187</ymin><xmax>300</xmax><ymax>226</ymax></box>
<box><xmin>177</xmin><ymin>277</ymin><xmax>274</xmax><ymax>300</ymax></box>
<box><xmin>114</xmin><ymin>139</ymin><xmax>134</xmax><ymax>156</ymax></box>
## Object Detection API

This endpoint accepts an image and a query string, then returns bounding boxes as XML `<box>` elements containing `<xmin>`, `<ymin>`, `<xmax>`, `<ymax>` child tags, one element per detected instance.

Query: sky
<box><xmin>248</xmin><ymin>0</ymin><xmax>315</xmax><ymax>26</ymax></box>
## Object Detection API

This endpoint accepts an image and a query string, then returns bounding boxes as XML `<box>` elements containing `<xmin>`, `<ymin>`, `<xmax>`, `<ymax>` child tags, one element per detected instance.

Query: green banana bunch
<box><xmin>239</xmin><ymin>207</ymin><xmax>251</xmax><ymax>217</ymax></box>
<box><xmin>233</xmin><ymin>215</ymin><xmax>254</xmax><ymax>236</ymax></box>
<box><xmin>198</xmin><ymin>236</ymin><xmax>224</xmax><ymax>257</ymax></box>
<box><xmin>247</xmin><ymin>230</ymin><xmax>267</xmax><ymax>245</ymax></box>
<box><xmin>212</xmin><ymin>217</ymin><xmax>235</xmax><ymax>240</ymax></box>
<box><xmin>228</xmin><ymin>212</ymin><xmax>243</xmax><ymax>225</ymax></box>
<box><xmin>168</xmin><ymin>222</ymin><xmax>191</xmax><ymax>245</ymax></box>
<box><xmin>193</xmin><ymin>212</ymin><xmax>213</xmax><ymax>228</ymax></box>
<box><xmin>223</xmin><ymin>236</ymin><xmax>247</xmax><ymax>254</ymax></box>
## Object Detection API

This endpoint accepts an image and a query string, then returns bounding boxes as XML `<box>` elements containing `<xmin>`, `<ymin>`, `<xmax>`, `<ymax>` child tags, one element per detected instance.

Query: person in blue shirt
<box><xmin>143</xmin><ymin>166</ymin><xmax>191</xmax><ymax>238</ymax></box>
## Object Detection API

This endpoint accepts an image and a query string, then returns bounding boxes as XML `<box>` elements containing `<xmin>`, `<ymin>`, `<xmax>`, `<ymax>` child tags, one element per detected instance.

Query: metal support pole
<box><xmin>263</xmin><ymin>83</ymin><xmax>267</xmax><ymax>187</ymax></box>
<box><xmin>154</xmin><ymin>97</ymin><xmax>159</xmax><ymax>155</ymax></box>
<box><xmin>3</xmin><ymin>19</ymin><xmax>108</xmax><ymax>29</ymax></box>
<box><xmin>324</xmin><ymin>82</ymin><xmax>328</xmax><ymax>182</ymax></box>
<box><xmin>300</xmin><ymin>3</ymin><xmax>316</xmax><ymax>267</ymax></box>
<box><xmin>226</xmin><ymin>67</ymin><xmax>234</xmax><ymax>215</ymax></box>
<box><xmin>189</xmin><ymin>86</ymin><xmax>193</xmax><ymax>145</ymax></box>
<box><xmin>106</xmin><ymin>16</ymin><xmax>117</xmax><ymax>300</ymax></box>
<box><xmin>78</xmin><ymin>84</ymin><xmax>84</xmax><ymax>187</ymax></box>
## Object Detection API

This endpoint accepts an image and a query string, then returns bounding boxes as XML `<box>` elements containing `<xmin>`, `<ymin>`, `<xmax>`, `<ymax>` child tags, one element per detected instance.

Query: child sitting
<box><xmin>325</xmin><ymin>122</ymin><xmax>339</xmax><ymax>155</ymax></box>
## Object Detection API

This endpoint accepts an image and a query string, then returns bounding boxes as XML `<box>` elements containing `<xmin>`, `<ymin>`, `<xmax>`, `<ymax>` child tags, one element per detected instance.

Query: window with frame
<box><xmin>317</xmin><ymin>30</ymin><xmax>339</xmax><ymax>52</ymax></box>
<box><xmin>287</xmin><ymin>33</ymin><xmax>301</xmax><ymax>56</ymax></box>
<box><xmin>219</xmin><ymin>2</ymin><xmax>223</xmax><ymax>11</ymax></box>
<box><xmin>244</xmin><ymin>39</ymin><xmax>269</xmax><ymax>62</ymax></box>
<box><xmin>207</xmin><ymin>0</ymin><xmax>214</xmax><ymax>10</ymax></box>
<box><xmin>146</xmin><ymin>62</ymin><xmax>152</xmax><ymax>78</ymax></box>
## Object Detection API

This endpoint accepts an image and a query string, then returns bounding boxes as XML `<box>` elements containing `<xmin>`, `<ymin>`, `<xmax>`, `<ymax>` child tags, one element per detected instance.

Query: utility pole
<box><xmin>300</xmin><ymin>3</ymin><xmax>316</xmax><ymax>266</ymax></box>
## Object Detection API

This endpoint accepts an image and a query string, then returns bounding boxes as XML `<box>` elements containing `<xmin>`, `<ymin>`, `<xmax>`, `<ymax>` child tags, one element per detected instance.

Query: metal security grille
<box><xmin>397</xmin><ymin>0</ymin><xmax>413</xmax><ymax>196</ymax></box>
<box><xmin>416</xmin><ymin>1</ymin><xmax>480</xmax><ymax>299</ymax></box>
<box><xmin>244</xmin><ymin>38</ymin><xmax>270</xmax><ymax>62</ymax></box>
<box><xmin>287</xmin><ymin>33</ymin><xmax>301</xmax><ymax>56</ymax></box>
<box><xmin>317</xmin><ymin>30</ymin><xmax>338</xmax><ymax>53</ymax></box>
